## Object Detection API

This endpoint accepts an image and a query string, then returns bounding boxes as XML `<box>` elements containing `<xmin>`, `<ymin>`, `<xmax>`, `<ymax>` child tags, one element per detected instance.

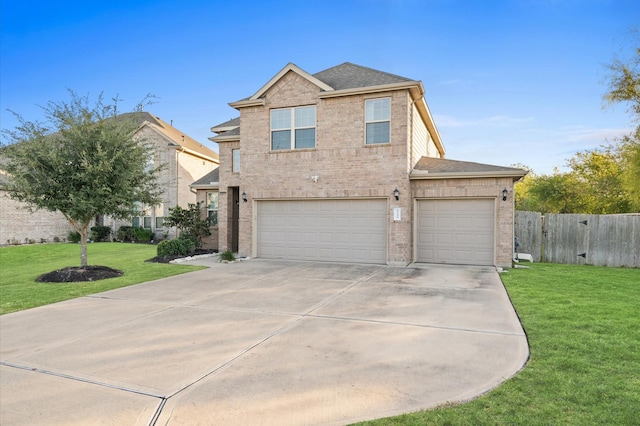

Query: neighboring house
<box><xmin>0</xmin><ymin>112</ymin><xmax>219</xmax><ymax>245</ymax></box>
<box><xmin>198</xmin><ymin>62</ymin><xmax>526</xmax><ymax>267</ymax></box>
<box><xmin>107</xmin><ymin>112</ymin><xmax>219</xmax><ymax>239</ymax></box>
<box><xmin>0</xmin><ymin>169</ymin><xmax>71</xmax><ymax>244</ymax></box>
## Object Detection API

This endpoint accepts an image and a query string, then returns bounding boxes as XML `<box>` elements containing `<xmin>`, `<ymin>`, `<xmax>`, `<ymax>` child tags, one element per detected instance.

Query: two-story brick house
<box><xmin>201</xmin><ymin>62</ymin><xmax>525</xmax><ymax>267</ymax></box>
<box><xmin>1</xmin><ymin>112</ymin><xmax>219</xmax><ymax>244</ymax></box>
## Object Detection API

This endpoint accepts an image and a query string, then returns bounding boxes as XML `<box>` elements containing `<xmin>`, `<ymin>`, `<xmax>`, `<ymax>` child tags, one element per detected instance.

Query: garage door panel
<box><xmin>417</xmin><ymin>199</ymin><xmax>495</xmax><ymax>266</ymax></box>
<box><xmin>258</xmin><ymin>199</ymin><xmax>387</xmax><ymax>264</ymax></box>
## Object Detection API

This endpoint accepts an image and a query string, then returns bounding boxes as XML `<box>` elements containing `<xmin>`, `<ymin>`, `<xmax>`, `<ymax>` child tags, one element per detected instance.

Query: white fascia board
<box><xmin>190</xmin><ymin>182</ymin><xmax>219</xmax><ymax>190</ymax></box>
<box><xmin>210</xmin><ymin>133</ymin><xmax>240</xmax><ymax>143</ymax></box>
<box><xmin>410</xmin><ymin>171</ymin><xmax>528</xmax><ymax>181</ymax></box>
<box><xmin>228</xmin><ymin>98</ymin><xmax>265</xmax><ymax>109</ymax></box>
<box><xmin>249</xmin><ymin>63</ymin><xmax>334</xmax><ymax>101</ymax></box>
<box><xmin>317</xmin><ymin>81</ymin><xmax>421</xmax><ymax>99</ymax></box>
<box><xmin>210</xmin><ymin>124</ymin><xmax>238</xmax><ymax>133</ymax></box>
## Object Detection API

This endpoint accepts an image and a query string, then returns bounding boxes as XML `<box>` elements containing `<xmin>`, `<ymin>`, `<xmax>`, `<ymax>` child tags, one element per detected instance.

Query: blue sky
<box><xmin>1</xmin><ymin>0</ymin><xmax>638</xmax><ymax>174</ymax></box>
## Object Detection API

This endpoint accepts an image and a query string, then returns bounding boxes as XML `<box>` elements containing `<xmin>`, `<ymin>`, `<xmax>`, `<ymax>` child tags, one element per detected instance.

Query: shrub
<box><xmin>157</xmin><ymin>236</ymin><xmax>196</xmax><ymax>257</ymax></box>
<box><xmin>117</xmin><ymin>226</ymin><xmax>137</xmax><ymax>242</ymax></box>
<box><xmin>219</xmin><ymin>250</ymin><xmax>236</xmax><ymax>262</ymax></box>
<box><xmin>68</xmin><ymin>231</ymin><xmax>81</xmax><ymax>243</ymax></box>
<box><xmin>134</xmin><ymin>227</ymin><xmax>154</xmax><ymax>243</ymax></box>
<box><xmin>163</xmin><ymin>202</ymin><xmax>211</xmax><ymax>248</ymax></box>
<box><xmin>90</xmin><ymin>226</ymin><xmax>112</xmax><ymax>242</ymax></box>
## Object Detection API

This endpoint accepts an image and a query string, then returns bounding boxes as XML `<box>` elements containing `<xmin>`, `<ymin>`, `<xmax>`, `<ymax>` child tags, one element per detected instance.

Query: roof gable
<box><xmin>249</xmin><ymin>63</ymin><xmax>334</xmax><ymax>101</ymax></box>
<box><xmin>126</xmin><ymin>112</ymin><xmax>219</xmax><ymax>162</ymax></box>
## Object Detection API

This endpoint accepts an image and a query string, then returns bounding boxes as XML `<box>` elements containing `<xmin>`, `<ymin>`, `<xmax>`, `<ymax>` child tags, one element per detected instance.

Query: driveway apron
<box><xmin>0</xmin><ymin>260</ymin><xmax>528</xmax><ymax>426</ymax></box>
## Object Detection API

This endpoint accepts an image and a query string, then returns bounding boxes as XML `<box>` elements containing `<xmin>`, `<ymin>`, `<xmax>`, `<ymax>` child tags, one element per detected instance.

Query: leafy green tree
<box><xmin>163</xmin><ymin>202</ymin><xmax>211</xmax><ymax>249</ymax></box>
<box><xmin>566</xmin><ymin>144</ymin><xmax>631</xmax><ymax>213</ymax></box>
<box><xmin>618</xmin><ymin>130</ymin><xmax>640</xmax><ymax>209</ymax></box>
<box><xmin>527</xmin><ymin>170</ymin><xmax>587</xmax><ymax>213</ymax></box>
<box><xmin>604</xmin><ymin>37</ymin><xmax>640</xmax><ymax>211</ymax></box>
<box><xmin>1</xmin><ymin>91</ymin><xmax>163</xmax><ymax>267</ymax></box>
<box><xmin>517</xmin><ymin>39</ymin><xmax>640</xmax><ymax>214</ymax></box>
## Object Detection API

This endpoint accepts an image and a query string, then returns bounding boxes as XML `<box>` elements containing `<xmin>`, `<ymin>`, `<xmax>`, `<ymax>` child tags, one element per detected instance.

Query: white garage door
<box><xmin>416</xmin><ymin>199</ymin><xmax>495</xmax><ymax>265</ymax></box>
<box><xmin>257</xmin><ymin>199</ymin><xmax>387</xmax><ymax>264</ymax></box>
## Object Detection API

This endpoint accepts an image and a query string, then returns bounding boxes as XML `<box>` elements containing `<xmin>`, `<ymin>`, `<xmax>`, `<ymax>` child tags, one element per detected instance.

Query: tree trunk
<box><xmin>80</xmin><ymin>222</ymin><xmax>89</xmax><ymax>267</ymax></box>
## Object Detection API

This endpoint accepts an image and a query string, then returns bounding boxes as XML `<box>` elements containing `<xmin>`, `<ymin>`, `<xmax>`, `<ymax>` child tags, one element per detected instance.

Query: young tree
<box><xmin>1</xmin><ymin>91</ymin><xmax>163</xmax><ymax>267</ymax></box>
<box><xmin>163</xmin><ymin>202</ymin><xmax>211</xmax><ymax>249</ymax></box>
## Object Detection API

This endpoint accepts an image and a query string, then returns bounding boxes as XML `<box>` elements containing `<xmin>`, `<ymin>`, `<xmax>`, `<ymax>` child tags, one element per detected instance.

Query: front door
<box><xmin>228</xmin><ymin>187</ymin><xmax>239</xmax><ymax>252</ymax></box>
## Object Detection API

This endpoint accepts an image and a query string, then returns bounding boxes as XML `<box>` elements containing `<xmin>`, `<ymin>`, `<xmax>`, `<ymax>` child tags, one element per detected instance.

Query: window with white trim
<box><xmin>207</xmin><ymin>192</ymin><xmax>218</xmax><ymax>226</ymax></box>
<box><xmin>271</xmin><ymin>106</ymin><xmax>316</xmax><ymax>150</ymax></box>
<box><xmin>154</xmin><ymin>203</ymin><xmax>164</xmax><ymax>228</ymax></box>
<box><xmin>132</xmin><ymin>203</ymin><xmax>153</xmax><ymax>228</ymax></box>
<box><xmin>232</xmin><ymin>149</ymin><xmax>240</xmax><ymax>173</ymax></box>
<box><xmin>365</xmin><ymin>98</ymin><xmax>390</xmax><ymax>144</ymax></box>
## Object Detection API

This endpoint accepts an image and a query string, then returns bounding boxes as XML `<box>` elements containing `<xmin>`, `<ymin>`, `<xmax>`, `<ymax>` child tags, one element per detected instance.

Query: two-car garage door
<box><xmin>256</xmin><ymin>198</ymin><xmax>495</xmax><ymax>266</ymax></box>
<box><xmin>416</xmin><ymin>199</ymin><xmax>495</xmax><ymax>265</ymax></box>
<box><xmin>257</xmin><ymin>199</ymin><xmax>387</xmax><ymax>264</ymax></box>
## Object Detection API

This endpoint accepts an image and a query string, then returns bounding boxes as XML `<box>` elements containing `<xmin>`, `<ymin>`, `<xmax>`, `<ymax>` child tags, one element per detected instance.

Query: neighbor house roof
<box><xmin>122</xmin><ymin>112</ymin><xmax>219</xmax><ymax>163</ymax></box>
<box><xmin>411</xmin><ymin>157</ymin><xmax>527</xmax><ymax>181</ymax></box>
<box><xmin>190</xmin><ymin>167</ymin><xmax>219</xmax><ymax>189</ymax></box>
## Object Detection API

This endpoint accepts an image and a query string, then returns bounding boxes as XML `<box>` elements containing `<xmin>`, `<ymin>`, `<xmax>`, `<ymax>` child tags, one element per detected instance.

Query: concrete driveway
<box><xmin>0</xmin><ymin>259</ymin><xmax>528</xmax><ymax>426</ymax></box>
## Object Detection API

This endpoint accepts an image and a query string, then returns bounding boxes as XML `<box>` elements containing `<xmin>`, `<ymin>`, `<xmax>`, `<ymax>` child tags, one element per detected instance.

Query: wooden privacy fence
<box><xmin>515</xmin><ymin>211</ymin><xmax>640</xmax><ymax>268</ymax></box>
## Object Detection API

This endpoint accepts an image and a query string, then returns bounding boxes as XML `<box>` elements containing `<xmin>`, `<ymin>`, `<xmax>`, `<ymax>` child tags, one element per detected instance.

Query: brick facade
<box><xmin>210</xmin><ymin>63</ymin><xmax>524</xmax><ymax>267</ymax></box>
<box><xmin>0</xmin><ymin>192</ymin><xmax>72</xmax><ymax>245</ymax></box>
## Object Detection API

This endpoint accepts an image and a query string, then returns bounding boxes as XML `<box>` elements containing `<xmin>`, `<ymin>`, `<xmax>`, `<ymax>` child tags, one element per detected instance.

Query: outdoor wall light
<box><xmin>242</xmin><ymin>192</ymin><xmax>248</xmax><ymax>202</ymax></box>
<box><xmin>393</xmin><ymin>188</ymin><xmax>400</xmax><ymax>201</ymax></box>
<box><xmin>502</xmin><ymin>188</ymin><xmax>508</xmax><ymax>201</ymax></box>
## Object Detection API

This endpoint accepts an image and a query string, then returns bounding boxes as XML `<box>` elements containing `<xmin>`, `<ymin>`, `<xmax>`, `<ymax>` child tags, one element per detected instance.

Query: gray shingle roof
<box><xmin>313</xmin><ymin>62</ymin><xmax>414</xmax><ymax>90</ymax></box>
<box><xmin>212</xmin><ymin>117</ymin><xmax>240</xmax><ymax>129</ymax></box>
<box><xmin>191</xmin><ymin>168</ymin><xmax>219</xmax><ymax>187</ymax></box>
<box><xmin>413</xmin><ymin>157</ymin><xmax>527</xmax><ymax>175</ymax></box>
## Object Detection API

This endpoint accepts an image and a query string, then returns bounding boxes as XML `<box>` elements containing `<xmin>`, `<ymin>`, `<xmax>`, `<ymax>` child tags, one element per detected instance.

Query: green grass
<box><xmin>356</xmin><ymin>263</ymin><xmax>640</xmax><ymax>425</ymax></box>
<box><xmin>0</xmin><ymin>243</ymin><xmax>205</xmax><ymax>315</ymax></box>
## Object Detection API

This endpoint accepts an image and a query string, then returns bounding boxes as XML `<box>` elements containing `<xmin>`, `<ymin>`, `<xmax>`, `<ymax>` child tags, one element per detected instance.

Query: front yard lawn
<box><xmin>356</xmin><ymin>263</ymin><xmax>640</xmax><ymax>425</ymax></box>
<box><xmin>0</xmin><ymin>243</ymin><xmax>205</xmax><ymax>315</ymax></box>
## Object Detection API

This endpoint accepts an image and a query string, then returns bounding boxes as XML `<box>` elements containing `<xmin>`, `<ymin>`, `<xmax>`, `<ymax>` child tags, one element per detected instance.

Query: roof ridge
<box><xmin>336</xmin><ymin>62</ymin><xmax>413</xmax><ymax>82</ymax></box>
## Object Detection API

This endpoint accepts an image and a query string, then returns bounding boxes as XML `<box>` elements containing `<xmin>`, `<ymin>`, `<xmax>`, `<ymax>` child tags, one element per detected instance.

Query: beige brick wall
<box><xmin>218</xmin><ymin>71</ymin><xmax>420</xmax><ymax>263</ymax></box>
<box><xmin>216</xmin><ymin>70</ymin><xmax>516</xmax><ymax>267</ymax></box>
<box><xmin>411</xmin><ymin>177</ymin><xmax>516</xmax><ymax>267</ymax></box>
<box><xmin>0</xmin><ymin>191</ymin><xmax>73</xmax><ymax>245</ymax></box>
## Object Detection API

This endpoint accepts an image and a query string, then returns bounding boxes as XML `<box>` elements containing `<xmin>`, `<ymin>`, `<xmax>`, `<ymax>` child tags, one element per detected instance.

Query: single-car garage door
<box><xmin>416</xmin><ymin>199</ymin><xmax>495</xmax><ymax>265</ymax></box>
<box><xmin>257</xmin><ymin>199</ymin><xmax>387</xmax><ymax>264</ymax></box>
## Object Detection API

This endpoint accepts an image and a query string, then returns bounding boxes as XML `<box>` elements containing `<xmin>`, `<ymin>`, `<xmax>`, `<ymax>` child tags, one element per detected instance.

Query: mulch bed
<box><xmin>36</xmin><ymin>249</ymin><xmax>218</xmax><ymax>283</ymax></box>
<box><xmin>36</xmin><ymin>266</ymin><xmax>124</xmax><ymax>283</ymax></box>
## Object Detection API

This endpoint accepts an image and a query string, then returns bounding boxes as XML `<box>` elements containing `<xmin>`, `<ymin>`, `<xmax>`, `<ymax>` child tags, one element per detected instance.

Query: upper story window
<box><xmin>232</xmin><ymin>149</ymin><xmax>240</xmax><ymax>173</ymax></box>
<box><xmin>365</xmin><ymin>98</ymin><xmax>390</xmax><ymax>144</ymax></box>
<box><xmin>271</xmin><ymin>106</ymin><xmax>316</xmax><ymax>150</ymax></box>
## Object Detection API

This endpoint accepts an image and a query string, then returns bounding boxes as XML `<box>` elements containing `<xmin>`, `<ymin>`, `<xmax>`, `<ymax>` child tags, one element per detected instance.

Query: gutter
<box><xmin>410</xmin><ymin>170</ymin><xmax>527</xmax><ymax>181</ymax></box>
